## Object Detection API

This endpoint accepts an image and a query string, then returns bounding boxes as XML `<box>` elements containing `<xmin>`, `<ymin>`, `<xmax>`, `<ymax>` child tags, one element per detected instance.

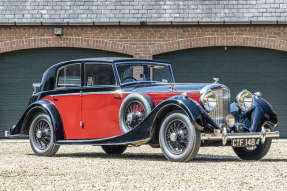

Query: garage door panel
<box><xmin>0</xmin><ymin>47</ymin><xmax>130</xmax><ymax>137</ymax></box>
<box><xmin>154</xmin><ymin>46</ymin><xmax>287</xmax><ymax>137</ymax></box>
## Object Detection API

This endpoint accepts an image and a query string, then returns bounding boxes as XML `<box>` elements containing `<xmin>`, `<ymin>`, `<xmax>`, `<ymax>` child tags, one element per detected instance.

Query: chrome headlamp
<box><xmin>236</xmin><ymin>90</ymin><xmax>254</xmax><ymax>112</ymax></box>
<box><xmin>200</xmin><ymin>90</ymin><xmax>217</xmax><ymax>112</ymax></box>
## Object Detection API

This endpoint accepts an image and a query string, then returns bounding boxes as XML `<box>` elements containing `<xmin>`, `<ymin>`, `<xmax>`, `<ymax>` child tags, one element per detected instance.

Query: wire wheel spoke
<box><xmin>165</xmin><ymin>119</ymin><xmax>189</xmax><ymax>155</ymax></box>
<box><xmin>124</xmin><ymin>101</ymin><xmax>146</xmax><ymax>130</ymax></box>
<box><xmin>33</xmin><ymin>119</ymin><xmax>51</xmax><ymax>150</ymax></box>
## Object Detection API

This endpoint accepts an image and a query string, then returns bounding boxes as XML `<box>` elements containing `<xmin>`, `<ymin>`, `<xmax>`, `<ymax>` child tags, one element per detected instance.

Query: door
<box><xmin>46</xmin><ymin>63</ymin><xmax>83</xmax><ymax>139</ymax></box>
<box><xmin>82</xmin><ymin>62</ymin><xmax>122</xmax><ymax>139</ymax></box>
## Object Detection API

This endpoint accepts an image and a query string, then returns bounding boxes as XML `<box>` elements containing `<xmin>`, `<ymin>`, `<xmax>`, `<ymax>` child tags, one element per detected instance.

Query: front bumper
<box><xmin>201</xmin><ymin>127</ymin><xmax>280</xmax><ymax>145</ymax></box>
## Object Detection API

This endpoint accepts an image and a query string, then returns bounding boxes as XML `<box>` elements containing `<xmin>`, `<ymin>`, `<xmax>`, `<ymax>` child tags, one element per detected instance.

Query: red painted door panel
<box><xmin>82</xmin><ymin>93</ymin><xmax>122</xmax><ymax>139</ymax></box>
<box><xmin>42</xmin><ymin>95</ymin><xmax>83</xmax><ymax>139</ymax></box>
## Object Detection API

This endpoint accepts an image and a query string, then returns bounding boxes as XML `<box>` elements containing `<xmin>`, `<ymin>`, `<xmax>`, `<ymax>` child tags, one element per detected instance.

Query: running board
<box><xmin>4</xmin><ymin>131</ymin><xmax>21</xmax><ymax>138</ymax></box>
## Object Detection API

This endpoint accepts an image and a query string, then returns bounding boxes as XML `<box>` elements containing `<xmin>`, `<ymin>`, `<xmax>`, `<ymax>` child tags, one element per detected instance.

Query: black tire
<box><xmin>159</xmin><ymin>111</ymin><xmax>201</xmax><ymax>162</ymax></box>
<box><xmin>233</xmin><ymin>138</ymin><xmax>272</xmax><ymax>160</ymax></box>
<box><xmin>29</xmin><ymin>113</ymin><xmax>60</xmax><ymax>156</ymax></box>
<box><xmin>119</xmin><ymin>93</ymin><xmax>154</xmax><ymax>133</ymax></box>
<box><xmin>102</xmin><ymin>145</ymin><xmax>127</xmax><ymax>155</ymax></box>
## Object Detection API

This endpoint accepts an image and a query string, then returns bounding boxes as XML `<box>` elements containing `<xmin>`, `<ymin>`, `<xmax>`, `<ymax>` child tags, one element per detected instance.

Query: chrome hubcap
<box><xmin>124</xmin><ymin>101</ymin><xmax>146</xmax><ymax>130</ymax></box>
<box><xmin>170</xmin><ymin>132</ymin><xmax>177</xmax><ymax>142</ymax></box>
<box><xmin>36</xmin><ymin>130</ymin><xmax>42</xmax><ymax>139</ymax></box>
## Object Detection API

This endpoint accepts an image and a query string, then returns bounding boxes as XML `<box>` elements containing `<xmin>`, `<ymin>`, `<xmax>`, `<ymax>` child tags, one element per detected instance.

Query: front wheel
<box><xmin>102</xmin><ymin>145</ymin><xmax>127</xmax><ymax>155</ymax></box>
<box><xmin>29</xmin><ymin>113</ymin><xmax>60</xmax><ymax>156</ymax></box>
<box><xmin>233</xmin><ymin>139</ymin><xmax>272</xmax><ymax>160</ymax></box>
<box><xmin>159</xmin><ymin>111</ymin><xmax>201</xmax><ymax>162</ymax></box>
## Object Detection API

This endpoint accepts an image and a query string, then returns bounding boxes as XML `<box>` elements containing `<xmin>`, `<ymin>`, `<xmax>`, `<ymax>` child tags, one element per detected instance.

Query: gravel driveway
<box><xmin>0</xmin><ymin>140</ymin><xmax>286</xmax><ymax>191</ymax></box>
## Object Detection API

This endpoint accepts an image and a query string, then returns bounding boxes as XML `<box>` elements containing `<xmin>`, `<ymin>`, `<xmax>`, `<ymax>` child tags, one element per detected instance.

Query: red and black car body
<box><xmin>7</xmin><ymin>58</ymin><xmax>280</xmax><ymax>161</ymax></box>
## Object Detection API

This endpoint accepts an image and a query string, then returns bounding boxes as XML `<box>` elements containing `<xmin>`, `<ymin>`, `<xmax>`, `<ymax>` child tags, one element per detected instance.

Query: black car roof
<box><xmin>40</xmin><ymin>57</ymin><xmax>171</xmax><ymax>91</ymax></box>
<box><xmin>58</xmin><ymin>57</ymin><xmax>169</xmax><ymax>65</ymax></box>
<box><xmin>46</xmin><ymin>57</ymin><xmax>170</xmax><ymax>71</ymax></box>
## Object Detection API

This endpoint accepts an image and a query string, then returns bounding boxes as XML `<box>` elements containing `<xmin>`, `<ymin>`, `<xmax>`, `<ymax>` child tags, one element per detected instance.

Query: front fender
<box><xmin>149</xmin><ymin>95</ymin><xmax>220</xmax><ymax>137</ymax></box>
<box><xmin>231</xmin><ymin>97</ymin><xmax>278</xmax><ymax>132</ymax></box>
<box><xmin>151</xmin><ymin>95</ymin><xmax>203</xmax><ymax>127</ymax></box>
<box><xmin>251</xmin><ymin>97</ymin><xmax>278</xmax><ymax>131</ymax></box>
<box><xmin>10</xmin><ymin>100</ymin><xmax>64</xmax><ymax>141</ymax></box>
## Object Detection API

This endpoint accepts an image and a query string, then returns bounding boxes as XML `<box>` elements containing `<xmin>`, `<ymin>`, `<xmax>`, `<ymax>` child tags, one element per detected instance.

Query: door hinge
<box><xmin>80</xmin><ymin>121</ymin><xmax>84</xmax><ymax>128</ymax></box>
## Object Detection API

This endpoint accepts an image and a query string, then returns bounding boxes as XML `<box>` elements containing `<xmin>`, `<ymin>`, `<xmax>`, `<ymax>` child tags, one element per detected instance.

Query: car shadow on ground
<box><xmin>45</xmin><ymin>152</ymin><xmax>287</xmax><ymax>163</ymax></box>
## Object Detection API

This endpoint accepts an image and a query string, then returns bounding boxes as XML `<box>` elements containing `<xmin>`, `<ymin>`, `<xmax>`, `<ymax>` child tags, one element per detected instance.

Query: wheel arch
<box><xmin>150</xmin><ymin>97</ymin><xmax>203</xmax><ymax>144</ymax></box>
<box><xmin>13</xmin><ymin>100</ymin><xmax>65</xmax><ymax>141</ymax></box>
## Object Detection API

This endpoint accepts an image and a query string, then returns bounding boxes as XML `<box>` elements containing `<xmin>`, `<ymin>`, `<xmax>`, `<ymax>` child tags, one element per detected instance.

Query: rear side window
<box><xmin>84</xmin><ymin>63</ymin><xmax>116</xmax><ymax>86</ymax></box>
<box><xmin>56</xmin><ymin>63</ymin><xmax>81</xmax><ymax>88</ymax></box>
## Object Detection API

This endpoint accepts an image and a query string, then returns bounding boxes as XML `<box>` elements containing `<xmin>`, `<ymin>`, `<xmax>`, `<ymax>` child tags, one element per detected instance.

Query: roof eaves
<box><xmin>0</xmin><ymin>21</ymin><xmax>285</xmax><ymax>26</ymax></box>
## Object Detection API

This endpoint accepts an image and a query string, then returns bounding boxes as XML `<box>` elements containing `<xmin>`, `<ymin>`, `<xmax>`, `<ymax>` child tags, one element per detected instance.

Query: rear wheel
<box><xmin>159</xmin><ymin>111</ymin><xmax>200</xmax><ymax>162</ymax></box>
<box><xmin>102</xmin><ymin>145</ymin><xmax>127</xmax><ymax>155</ymax></box>
<box><xmin>29</xmin><ymin>113</ymin><xmax>60</xmax><ymax>156</ymax></box>
<box><xmin>233</xmin><ymin>138</ymin><xmax>272</xmax><ymax>160</ymax></box>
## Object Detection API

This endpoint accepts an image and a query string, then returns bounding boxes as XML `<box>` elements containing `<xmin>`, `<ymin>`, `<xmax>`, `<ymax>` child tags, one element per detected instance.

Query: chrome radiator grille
<box><xmin>208</xmin><ymin>87</ymin><xmax>230</xmax><ymax>127</ymax></box>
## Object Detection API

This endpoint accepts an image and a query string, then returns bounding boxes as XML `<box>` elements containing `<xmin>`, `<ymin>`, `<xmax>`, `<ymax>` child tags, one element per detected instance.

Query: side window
<box><xmin>56</xmin><ymin>63</ymin><xmax>81</xmax><ymax>88</ymax></box>
<box><xmin>84</xmin><ymin>63</ymin><xmax>116</xmax><ymax>86</ymax></box>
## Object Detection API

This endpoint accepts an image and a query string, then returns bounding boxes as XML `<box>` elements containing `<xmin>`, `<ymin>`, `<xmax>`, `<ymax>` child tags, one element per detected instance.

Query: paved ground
<box><xmin>0</xmin><ymin>140</ymin><xmax>286</xmax><ymax>191</ymax></box>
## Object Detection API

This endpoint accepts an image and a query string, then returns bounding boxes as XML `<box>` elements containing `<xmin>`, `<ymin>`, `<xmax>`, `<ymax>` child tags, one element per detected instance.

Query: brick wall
<box><xmin>0</xmin><ymin>25</ymin><xmax>287</xmax><ymax>58</ymax></box>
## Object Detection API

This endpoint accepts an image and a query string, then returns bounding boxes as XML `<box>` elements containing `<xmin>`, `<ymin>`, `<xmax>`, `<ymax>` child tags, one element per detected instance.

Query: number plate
<box><xmin>232</xmin><ymin>138</ymin><xmax>261</xmax><ymax>147</ymax></box>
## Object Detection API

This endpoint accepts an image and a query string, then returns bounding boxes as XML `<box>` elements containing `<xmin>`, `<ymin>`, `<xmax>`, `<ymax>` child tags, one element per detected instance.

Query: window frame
<box><xmin>114</xmin><ymin>61</ymin><xmax>175</xmax><ymax>86</ymax></box>
<box><xmin>83</xmin><ymin>62</ymin><xmax>119</xmax><ymax>87</ymax></box>
<box><xmin>55</xmin><ymin>62</ymin><xmax>82</xmax><ymax>89</ymax></box>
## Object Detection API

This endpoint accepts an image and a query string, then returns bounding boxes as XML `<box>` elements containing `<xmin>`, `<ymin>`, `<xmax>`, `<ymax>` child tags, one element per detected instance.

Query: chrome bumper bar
<box><xmin>201</xmin><ymin>127</ymin><xmax>280</xmax><ymax>145</ymax></box>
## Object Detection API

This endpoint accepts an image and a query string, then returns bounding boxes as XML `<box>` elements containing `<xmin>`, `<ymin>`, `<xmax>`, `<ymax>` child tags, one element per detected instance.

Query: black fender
<box><xmin>150</xmin><ymin>95</ymin><xmax>205</xmax><ymax>133</ymax></box>
<box><xmin>148</xmin><ymin>95</ymin><xmax>220</xmax><ymax>144</ymax></box>
<box><xmin>10</xmin><ymin>100</ymin><xmax>64</xmax><ymax>141</ymax></box>
<box><xmin>231</xmin><ymin>97</ymin><xmax>278</xmax><ymax>132</ymax></box>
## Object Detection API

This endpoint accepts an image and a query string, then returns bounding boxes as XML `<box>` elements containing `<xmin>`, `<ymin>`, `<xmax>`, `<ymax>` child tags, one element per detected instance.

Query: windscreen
<box><xmin>116</xmin><ymin>63</ymin><xmax>173</xmax><ymax>84</ymax></box>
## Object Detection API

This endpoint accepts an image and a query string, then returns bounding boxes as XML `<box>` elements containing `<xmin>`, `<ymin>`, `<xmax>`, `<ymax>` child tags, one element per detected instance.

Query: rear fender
<box><xmin>11</xmin><ymin>100</ymin><xmax>64</xmax><ymax>141</ymax></box>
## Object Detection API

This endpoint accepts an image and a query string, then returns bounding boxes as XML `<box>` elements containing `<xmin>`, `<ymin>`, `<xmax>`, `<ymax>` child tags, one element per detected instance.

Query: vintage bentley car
<box><xmin>6</xmin><ymin>58</ymin><xmax>280</xmax><ymax>162</ymax></box>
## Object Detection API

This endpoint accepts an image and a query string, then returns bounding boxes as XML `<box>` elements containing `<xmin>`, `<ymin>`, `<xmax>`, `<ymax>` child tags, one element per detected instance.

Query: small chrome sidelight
<box><xmin>181</xmin><ymin>92</ymin><xmax>188</xmax><ymax>99</ymax></box>
<box><xmin>226</xmin><ymin>114</ymin><xmax>235</xmax><ymax>128</ymax></box>
<box><xmin>254</xmin><ymin>91</ymin><xmax>263</xmax><ymax>98</ymax></box>
<box><xmin>213</xmin><ymin>77</ymin><xmax>220</xmax><ymax>84</ymax></box>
